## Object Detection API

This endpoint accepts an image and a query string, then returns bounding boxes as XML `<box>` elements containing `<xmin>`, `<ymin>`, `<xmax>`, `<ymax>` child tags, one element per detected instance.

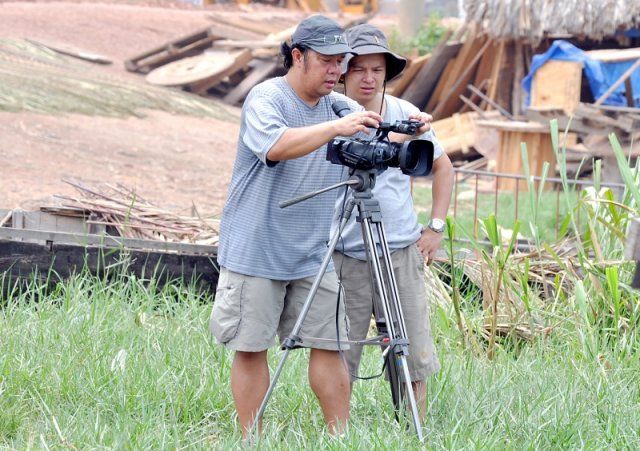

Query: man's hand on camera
<box><xmin>408</xmin><ymin>112</ymin><xmax>433</xmax><ymax>135</ymax></box>
<box><xmin>337</xmin><ymin>111</ymin><xmax>382</xmax><ymax>136</ymax></box>
<box><xmin>416</xmin><ymin>228</ymin><xmax>443</xmax><ymax>266</ymax></box>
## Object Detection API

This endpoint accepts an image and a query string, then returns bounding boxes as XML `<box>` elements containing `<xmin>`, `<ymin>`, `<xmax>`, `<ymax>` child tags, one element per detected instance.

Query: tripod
<box><xmin>252</xmin><ymin>169</ymin><xmax>424</xmax><ymax>442</ymax></box>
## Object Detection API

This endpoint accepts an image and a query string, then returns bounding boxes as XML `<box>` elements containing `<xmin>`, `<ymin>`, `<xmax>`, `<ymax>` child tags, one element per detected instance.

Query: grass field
<box><xmin>2</xmin><ymin>126</ymin><xmax>640</xmax><ymax>448</ymax></box>
<box><xmin>2</xmin><ymin>273</ymin><xmax>639</xmax><ymax>449</ymax></box>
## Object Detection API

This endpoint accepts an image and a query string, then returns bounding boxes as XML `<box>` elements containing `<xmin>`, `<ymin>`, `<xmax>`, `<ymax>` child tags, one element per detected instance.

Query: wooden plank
<box><xmin>495</xmin><ymin>41</ymin><xmax>515</xmax><ymax>115</ymax></box>
<box><xmin>208</xmin><ymin>14</ymin><xmax>276</xmax><ymax>35</ymax></box>
<box><xmin>295</xmin><ymin>0</ymin><xmax>313</xmax><ymax>13</ymax></box>
<box><xmin>531</xmin><ymin>60</ymin><xmax>583</xmax><ymax>114</ymax></box>
<box><xmin>476</xmin><ymin>119</ymin><xmax>548</xmax><ymax>133</ymax></box>
<box><xmin>431</xmin><ymin>36</ymin><xmax>491</xmax><ymax>119</ymax></box>
<box><xmin>485</xmin><ymin>40</ymin><xmax>505</xmax><ymax>105</ymax></box>
<box><xmin>428</xmin><ymin>27</ymin><xmax>480</xmax><ymax>107</ymax></box>
<box><xmin>525</xmin><ymin>106</ymin><xmax>593</xmax><ymax>133</ymax></box>
<box><xmin>25</xmin><ymin>39</ymin><xmax>112</xmax><ymax>65</ymax></box>
<box><xmin>0</xmin><ymin>240</ymin><xmax>219</xmax><ymax>291</ymax></box>
<box><xmin>125</xmin><ymin>28</ymin><xmax>216</xmax><ymax>73</ymax></box>
<box><xmin>467</xmin><ymin>84</ymin><xmax>515</xmax><ymax>120</ymax></box>
<box><xmin>223</xmin><ymin>59</ymin><xmax>279</xmax><ymax>105</ymax></box>
<box><xmin>625</xmin><ymin>78</ymin><xmax>635</xmax><ymax>107</ymax></box>
<box><xmin>386</xmin><ymin>53</ymin><xmax>430</xmax><ymax>97</ymax></box>
<box><xmin>432</xmin><ymin>112</ymin><xmax>477</xmax><ymax>156</ymax></box>
<box><xmin>577</xmin><ymin>103</ymin><xmax>636</xmax><ymax>132</ymax></box>
<box><xmin>4</xmin><ymin>209</ymin><xmax>106</xmax><ymax>235</ymax></box>
<box><xmin>459</xmin><ymin>94</ymin><xmax>487</xmax><ymax>117</ymax></box>
<box><xmin>207</xmin><ymin>22</ymin><xmax>266</xmax><ymax>41</ymax></box>
<box><xmin>454</xmin><ymin>113</ymin><xmax>469</xmax><ymax>153</ymax></box>
<box><xmin>492</xmin><ymin>127</ymin><xmax>556</xmax><ymax>192</ymax></box>
<box><xmin>587</xmin><ymin>47</ymin><xmax>640</xmax><ymax>62</ymax></box>
<box><xmin>472</xmin><ymin>39</ymin><xmax>496</xmax><ymax>93</ymax></box>
<box><xmin>212</xmin><ymin>39</ymin><xmax>281</xmax><ymax>49</ymax></box>
<box><xmin>512</xmin><ymin>40</ymin><xmax>524</xmax><ymax>117</ymax></box>
<box><xmin>425</xmin><ymin>58</ymin><xmax>456</xmax><ymax>112</ymax></box>
<box><xmin>590</xmin><ymin>104</ymin><xmax>640</xmax><ymax>114</ymax></box>
<box><xmin>400</xmin><ymin>29</ymin><xmax>459</xmax><ymax>109</ymax></box>
<box><xmin>0</xmin><ymin>227</ymin><xmax>217</xmax><ymax>256</ymax></box>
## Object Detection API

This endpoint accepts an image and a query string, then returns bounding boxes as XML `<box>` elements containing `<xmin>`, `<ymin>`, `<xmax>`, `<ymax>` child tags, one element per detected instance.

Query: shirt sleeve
<box><xmin>241</xmin><ymin>92</ymin><xmax>288</xmax><ymax>167</ymax></box>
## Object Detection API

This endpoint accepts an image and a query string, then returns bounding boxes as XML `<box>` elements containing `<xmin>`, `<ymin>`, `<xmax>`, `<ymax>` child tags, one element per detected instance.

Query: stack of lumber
<box><xmin>391</xmin><ymin>24</ymin><xmax>535</xmax><ymax>170</ymax></box>
<box><xmin>526</xmin><ymin>103</ymin><xmax>640</xmax><ymax>140</ymax></box>
<box><xmin>42</xmin><ymin>180</ymin><xmax>220</xmax><ymax>245</ymax></box>
<box><xmin>394</xmin><ymin>25</ymin><xmax>640</xmax><ymax>183</ymax></box>
<box><xmin>124</xmin><ymin>11</ymin><xmax>640</xmax><ymax>181</ymax></box>
<box><xmin>125</xmin><ymin>9</ymin><xmax>370</xmax><ymax>105</ymax></box>
<box><xmin>399</xmin><ymin>24</ymin><xmax>530</xmax><ymax>121</ymax></box>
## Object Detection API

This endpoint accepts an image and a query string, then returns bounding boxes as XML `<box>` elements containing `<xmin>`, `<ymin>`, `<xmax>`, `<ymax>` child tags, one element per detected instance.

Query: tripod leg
<box><xmin>384</xmin><ymin>346</ymin><xmax>407</xmax><ymax>422</ymax></box>
<box><xmin>250</xmin><ymin>198</ymin><xmax>357</xmax><ymax>436</ymax></box>
<box><xmin>358</xmin><ymin>214</ymin><xmax>424</xmax><ymax>442</ymax></box>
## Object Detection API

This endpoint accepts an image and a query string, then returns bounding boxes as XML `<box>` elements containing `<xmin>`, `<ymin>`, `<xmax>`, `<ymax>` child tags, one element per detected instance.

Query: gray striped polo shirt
<box><xmin>218</xmin><ymin>76</ymin><xmax>360</xmax><ymax>280</ymax></box>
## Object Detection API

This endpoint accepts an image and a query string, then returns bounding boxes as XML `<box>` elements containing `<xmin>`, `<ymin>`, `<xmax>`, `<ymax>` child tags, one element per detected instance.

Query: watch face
<box><xmin>430</xmin><ymin>218</ymin><xmax>445</xmax><ymax>232</ymax></box>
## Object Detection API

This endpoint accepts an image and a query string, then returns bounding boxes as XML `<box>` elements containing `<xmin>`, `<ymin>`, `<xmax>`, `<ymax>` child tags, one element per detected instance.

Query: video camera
<box><xmin>327</xmin><ymin>101</ymin><xmax>434</xmax><ymax>176</ymax></box>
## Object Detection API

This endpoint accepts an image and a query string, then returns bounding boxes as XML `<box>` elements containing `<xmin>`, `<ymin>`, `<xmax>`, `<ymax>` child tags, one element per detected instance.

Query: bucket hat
<box><xmin>342</xmin><ymin>24</ymin><xmax>407</xmax><ymax>81</ymax></box>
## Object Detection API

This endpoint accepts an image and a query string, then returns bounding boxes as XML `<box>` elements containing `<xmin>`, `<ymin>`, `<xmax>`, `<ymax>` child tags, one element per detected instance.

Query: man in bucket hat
<box><xmin>332</xmin><ymin>23</ymin><xmax>454</xmax><ymax>420</ymax></box>
<box><xmin>209</xmin><ymin>16</ymin><xmax>383</xmax><ymax>438</ymax></box>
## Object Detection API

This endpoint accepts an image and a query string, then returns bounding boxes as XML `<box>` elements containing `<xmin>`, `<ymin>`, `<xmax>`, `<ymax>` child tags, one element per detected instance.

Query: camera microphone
<box><xmin>332</xmin><ymin>101</ymin><xmax>352</xmax><ymax>118</ymax></box>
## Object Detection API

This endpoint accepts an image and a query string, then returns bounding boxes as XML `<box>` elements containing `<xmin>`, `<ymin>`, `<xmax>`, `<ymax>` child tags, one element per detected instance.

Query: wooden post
<box><xmin>476</xmin><ymin>120</ymin><xmax>555</xmax><ymax>192</ymax></box>
<box><xmin>512</xmin><ymin>40</ymin><xmax>524</xmax><ymax>117</ymax></box>
<box><xmin>397</xmin><ymin>0</ymin><xmax>424</xmax><ymax>38</ymax></box>
<box><xmin>624</xmin><ymin>78</ymin><xmax>635</xmax><ymax>107</ymax></box>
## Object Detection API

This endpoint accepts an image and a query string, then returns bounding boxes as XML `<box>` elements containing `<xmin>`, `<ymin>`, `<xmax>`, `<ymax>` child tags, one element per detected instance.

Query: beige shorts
<box><xmin>209</xmin><ymin>267</ymin><xmax>349</xmax><ymax>352</ymax></box>
<box><xmin>333</xmin><ymin>244</ymin><xmax>440</xmax><ymax>381</ymax></box>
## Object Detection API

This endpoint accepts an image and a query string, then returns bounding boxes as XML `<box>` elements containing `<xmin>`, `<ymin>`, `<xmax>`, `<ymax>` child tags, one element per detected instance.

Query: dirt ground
<box><xmin>0</xmin><ymin>1</ymin><xmax>243</xmax><ymax>215</ymax></box>
<box><xmin>0</xmin><ymin>2</ymin><xmax>404</xmax><ymax>216</ymax></box>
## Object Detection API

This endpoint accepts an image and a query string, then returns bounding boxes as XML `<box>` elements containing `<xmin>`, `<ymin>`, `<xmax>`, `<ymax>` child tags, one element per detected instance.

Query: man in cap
<box><xmin>209</xmin><ymin>16</ymin><xmax>383</xmax><ymax>437</ymax></box>
<box><xmin>332</xmin><ymin>23</ymin><xmax>454</xmax><ymax>419</ymax></box>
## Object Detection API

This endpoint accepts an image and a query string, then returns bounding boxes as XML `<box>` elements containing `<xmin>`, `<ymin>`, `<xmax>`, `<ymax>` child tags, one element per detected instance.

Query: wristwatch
<box><xmin>427</xmin><ymin>218</ymin><xmax>445</xmax><ymax>233</ymax></box>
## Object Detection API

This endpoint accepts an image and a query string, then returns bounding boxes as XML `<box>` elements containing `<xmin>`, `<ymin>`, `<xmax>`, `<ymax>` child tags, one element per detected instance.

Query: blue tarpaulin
<box><xmin>522</xmin><ymin>40</ymin><xmax>640</xmax><ymax>108</ymax></box>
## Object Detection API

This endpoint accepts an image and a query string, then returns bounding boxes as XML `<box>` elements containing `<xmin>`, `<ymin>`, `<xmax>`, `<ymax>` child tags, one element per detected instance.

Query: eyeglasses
<box><xmin>299</xmin><ymin>34</ymin><xmax>347</xmax><ymax>45</ymax></box>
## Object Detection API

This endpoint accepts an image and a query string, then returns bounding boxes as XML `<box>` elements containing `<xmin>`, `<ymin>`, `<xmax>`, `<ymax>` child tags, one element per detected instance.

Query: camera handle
<box><xmin>251</xmin><ymin>169</ymin><xmax>424</xmax><ymax>443</ymax></box>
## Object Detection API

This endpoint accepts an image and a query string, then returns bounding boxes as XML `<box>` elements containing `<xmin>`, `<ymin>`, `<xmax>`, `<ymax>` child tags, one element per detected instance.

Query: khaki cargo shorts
<box><xmin>333</xmin><ymin>244</ymin><xmax>440</xmax><ymax>381</ymax></box>
<box><xmin>209</xmin><ymin>267</ymin><xmax>349</xmax><ymax>352</ymax></box>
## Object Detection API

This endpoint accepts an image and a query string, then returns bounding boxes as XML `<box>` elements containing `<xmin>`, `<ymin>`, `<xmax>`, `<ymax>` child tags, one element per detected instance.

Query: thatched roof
<box><xmin>464</xmin><ymin>0</ymin><xmax>640</xmax><ymax>41</ymax></box>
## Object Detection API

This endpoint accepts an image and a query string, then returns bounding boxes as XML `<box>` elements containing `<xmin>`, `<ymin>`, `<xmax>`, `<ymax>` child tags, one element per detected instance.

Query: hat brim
<box><xmin>307</xmin><ymin>43</ymin><xmax>355</xmax><ymax>56</ymax></box>
<box><xmin>341</xmin><ymin>45</ymin><xmax>407</xmax><ymax>81</ymax></box>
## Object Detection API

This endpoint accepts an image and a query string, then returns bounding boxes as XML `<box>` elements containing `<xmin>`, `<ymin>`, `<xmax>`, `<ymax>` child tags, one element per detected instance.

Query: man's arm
<box><xmin>267</xmin><ymin>111</ymin><xmax>383</xmax><ymax>162</ymax></box>
<box><xmin>416</xmin><ymin>153</ymin><xmax>454</xmax><ymax>264</ymax></box>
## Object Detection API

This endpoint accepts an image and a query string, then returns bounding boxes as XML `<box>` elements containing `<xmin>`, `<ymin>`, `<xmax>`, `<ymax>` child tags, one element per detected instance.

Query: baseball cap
<box><xmin>291</xmin><ymin>15</ymin><xmax>354</xmax><ymax>56</ymax></box>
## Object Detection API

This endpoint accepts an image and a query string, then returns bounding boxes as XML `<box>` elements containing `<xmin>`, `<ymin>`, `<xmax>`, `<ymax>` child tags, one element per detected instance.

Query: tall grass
<box><xmin>423</xmin><ymin>122</ymin><xmax>640</xmax><ymax>359</ymax></box>
<box><xmin>2</xmin><ymin>124</ymin><xmax>640</xmax><ymax>447</ymax></box>
<box><xmin>1</xmin><ymin>271</ymin><xmax>639</xmax><ymax>448</ymax></box>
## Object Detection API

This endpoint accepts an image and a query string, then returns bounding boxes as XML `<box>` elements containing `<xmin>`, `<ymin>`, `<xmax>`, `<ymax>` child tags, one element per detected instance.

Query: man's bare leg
<box><xmin>412</xmin><ymin>379</ymin><xmax>427</xmax><ymax>422</ymax></box>
<box><xmin>308</xmin><ymin>348</ymin><xmax>350</xmax><ymax>434</ymax></box>
<box><xmin>231</xmin><ymin>350</ymin><xmax>269</xmax><ymax>438</ymax></box>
